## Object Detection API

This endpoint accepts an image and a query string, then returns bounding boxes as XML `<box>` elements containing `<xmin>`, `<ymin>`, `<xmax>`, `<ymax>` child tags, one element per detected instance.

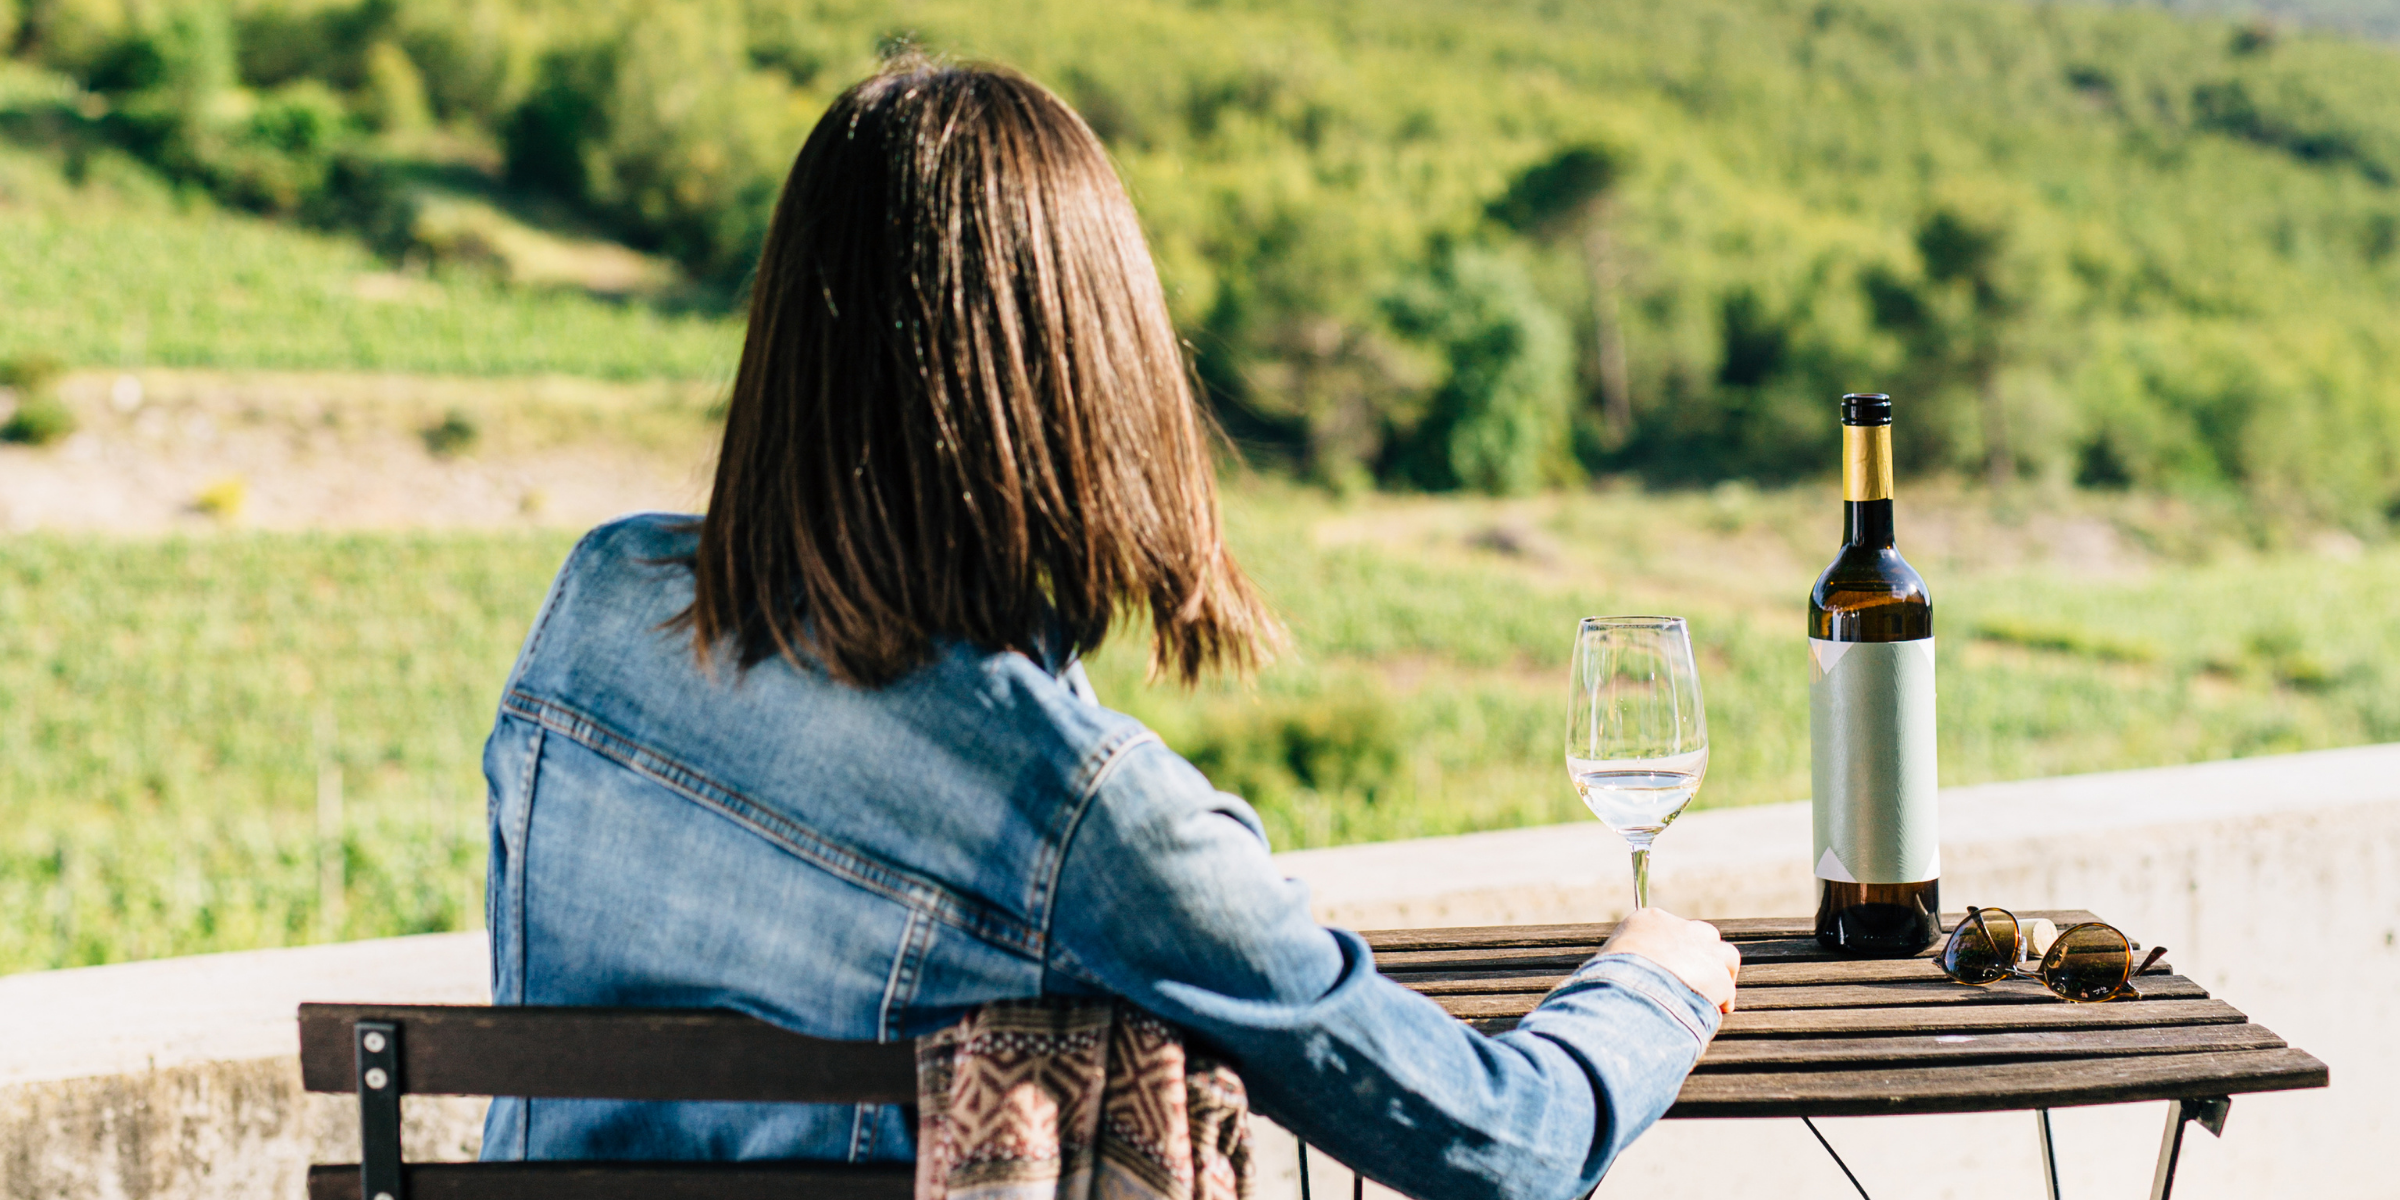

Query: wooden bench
<box><xmin>296</xmin><ymin>1003</ymin><xmax>918</xmax><ymax>1200</ymax></box>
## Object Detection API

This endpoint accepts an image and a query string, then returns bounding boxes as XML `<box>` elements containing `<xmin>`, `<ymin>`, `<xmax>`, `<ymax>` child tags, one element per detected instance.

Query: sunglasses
<box><xmin>1938</xmin><ymin>907</ymin><xmax>2170</xmax><ymax>1003</ymax></box>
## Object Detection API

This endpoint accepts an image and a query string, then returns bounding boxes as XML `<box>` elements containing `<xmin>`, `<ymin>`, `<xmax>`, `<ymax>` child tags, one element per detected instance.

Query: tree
<box><xmin>1488</xmin><ymin>143</ymin><xmax>1634</xmax><ymax>445</ymax></box>
<box><xmin>1866</xmin><ymin>205</ymin><xmax>2026</xmax><ymax>487</ymax></box>
<box><xmin>1383</xmin><ymin>247</ymin><xmax>1575</xmax><ymax>495</ymax></box>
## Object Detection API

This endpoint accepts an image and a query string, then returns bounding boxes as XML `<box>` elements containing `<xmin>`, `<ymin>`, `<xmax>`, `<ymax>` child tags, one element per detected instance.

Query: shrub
<box><xmin>0</xmin><ymin>353</ymin><xmax>74</xmax><ymax>445</ymax></box>
<box><xmin>499</xmin><ymin>2</ymin><xmax>802</xmax><ymax>280</ymax></box>
<box><xmin>193</xmin><ymin>475</ymin><xmax>247</xmax><ymax>520</ymax></box>
<box><xmin>420</xmin><ymin>407</ymin><xmax>479</xmax><ymax>457</ymax></box>
<box><xmin>0</xmin><ymin>394</ymin><xmax>75</xmax><ymax>445</ymax></box>
<box><xmin>358</xmin><ymin>40</ymin><xmax>430</xmax><ymax>133</ymax></box>
<box><xmin>1384</xmin><ymin>247</ymin><xmax>1576</xmax><ymax>495</ymax></box>
<box><xmin>1184</xmin><ymin>694</ymin><xmax>1404</xmax><ymax>813</ymax></box>
<box><xmin>78</xmin><ymin>4</ymin><xmax>370</xmax><ymax>216</ymax></box>
<box><xmin>0</xmin><ymin>353</ymin><xmax>65</xmax><ymax>392</ymax></box>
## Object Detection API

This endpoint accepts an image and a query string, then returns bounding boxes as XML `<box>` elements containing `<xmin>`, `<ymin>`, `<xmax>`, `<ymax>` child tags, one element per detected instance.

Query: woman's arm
<box><xmin>1043</xmin><ymin>739</ymin><xmax>1719</xmax><ymax>1200</ymax></box>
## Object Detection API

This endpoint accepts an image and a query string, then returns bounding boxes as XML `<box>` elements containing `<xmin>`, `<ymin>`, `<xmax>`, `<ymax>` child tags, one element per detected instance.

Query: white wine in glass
<box><xmin>1565</xmin><ymin>616</ymin><xmax>1709</xmax><ymax>911</ymax></box>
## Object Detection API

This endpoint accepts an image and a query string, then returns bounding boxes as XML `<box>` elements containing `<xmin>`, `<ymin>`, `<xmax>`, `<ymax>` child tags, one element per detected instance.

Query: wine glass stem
<box><xmin>1626</xmin><ymin>835</ymin><xmax>1655</xmax><ymax>911</ymax></box>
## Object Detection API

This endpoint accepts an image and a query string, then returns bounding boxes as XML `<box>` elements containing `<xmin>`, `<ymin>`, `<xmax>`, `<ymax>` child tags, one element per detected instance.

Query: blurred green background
<box><xmin>5</xmin><ymin>0</ymin><xmax>2400</xmax><ymax>970</ymax></box>
<box><xmin>6</xmin><ymin>0</ymin><xmax>2400</xmax><ymax>518</ymax></box>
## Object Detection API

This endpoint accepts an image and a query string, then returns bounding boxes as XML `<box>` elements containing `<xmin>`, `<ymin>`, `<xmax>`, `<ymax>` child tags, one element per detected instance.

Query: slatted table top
<box><xmin>1365</xmin><ymin>910</ymin><xmax>2328</xmax><ymax>1119</ymax></box>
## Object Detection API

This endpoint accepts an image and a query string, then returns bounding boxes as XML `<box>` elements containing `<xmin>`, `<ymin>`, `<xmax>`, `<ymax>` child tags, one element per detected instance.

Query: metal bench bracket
<box><xmin>355</xmin><ymin>1020</ymin><xmax>405</xmax><ymax>1200</ymax></box>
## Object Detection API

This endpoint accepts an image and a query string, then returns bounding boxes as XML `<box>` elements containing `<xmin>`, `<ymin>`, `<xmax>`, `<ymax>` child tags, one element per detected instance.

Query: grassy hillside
<box><xmin>0</xmin><ymin>139</ymin><xmax>740</xmax><ymax>377</ymax></box>
<box><xmin>5</xmin><ymin>487</ymin><xmax>2395</xmax><ymax>972</ymax></box>
<box><xmin>6</xmin><ymin>0</ymin><xmax>2400</xmax><ymax>516</ymax></box>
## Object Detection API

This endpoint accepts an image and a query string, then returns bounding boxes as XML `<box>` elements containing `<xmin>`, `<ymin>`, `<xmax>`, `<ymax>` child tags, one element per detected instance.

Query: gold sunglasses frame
<box><xmin>1940</xmin><ymin>906</ymin><xmax>2171</xmax><ymax>1003</ymax></box>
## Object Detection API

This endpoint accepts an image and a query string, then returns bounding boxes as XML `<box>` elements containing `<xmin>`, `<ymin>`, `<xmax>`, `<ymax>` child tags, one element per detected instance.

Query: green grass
<box><xmin>0</xmin><ymin>531</ymin><xmax>571</xmax><ymax>971</ymax></box>
<box><xmin>5</xmin><ymin>490</ymin><xmax>2398</xmax><ymax>972</ymax></box>
<box><xmin>0</xmin><ymin>144</ymin><xmax>741</xmax><ymax>379</ymax></box>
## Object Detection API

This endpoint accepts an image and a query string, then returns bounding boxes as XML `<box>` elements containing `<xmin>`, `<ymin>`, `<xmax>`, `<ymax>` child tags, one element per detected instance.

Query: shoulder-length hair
<box><xmin>681</xmin><ymin>57</ymin><xmax>1280</xmax><ymax>687</ymax></box>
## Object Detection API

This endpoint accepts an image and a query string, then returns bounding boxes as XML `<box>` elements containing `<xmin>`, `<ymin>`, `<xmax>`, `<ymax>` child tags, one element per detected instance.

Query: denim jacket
<box><xmin>480</xmin><ymin>514</ymin><xmax>1718</xmax><ymax>1200</ymax></box>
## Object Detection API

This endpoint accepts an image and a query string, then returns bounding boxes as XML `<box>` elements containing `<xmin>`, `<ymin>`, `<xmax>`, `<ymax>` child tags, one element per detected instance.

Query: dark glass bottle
<box><xmin>1809</xmin><ymin>393</ymin><xmax>1940</xmax><ymax>956</ymax></box>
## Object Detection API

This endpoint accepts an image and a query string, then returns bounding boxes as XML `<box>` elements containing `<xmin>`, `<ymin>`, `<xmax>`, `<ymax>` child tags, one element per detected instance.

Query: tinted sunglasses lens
<box><xmin>2040</xmin><ymin>924</ymin><xmax>2132</xmax><ymax>1002</ymax></box>
<box><xmin>1941</xmin><ymin>908</ymin><xmax>2019</xmax><ymax>985</ymax></box>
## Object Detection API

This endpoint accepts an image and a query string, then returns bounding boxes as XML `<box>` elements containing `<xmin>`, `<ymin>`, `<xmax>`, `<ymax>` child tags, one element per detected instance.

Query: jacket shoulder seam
<box><xmin>512</xmin><ymin>522</ymin><xmax>626</xmax><ymax>675</ymax></box>
<box><xmin>1033</xmin><ymin>728</ymin><xmax>1164</xmax><ymax>992</ymax></box>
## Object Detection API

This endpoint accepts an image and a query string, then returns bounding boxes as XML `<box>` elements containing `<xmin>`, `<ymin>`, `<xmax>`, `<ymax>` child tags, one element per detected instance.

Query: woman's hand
<box><xmin>1599</xmin><ymin>908</ymin><xmax>1742</xmax><ymax>1014</ymax></box>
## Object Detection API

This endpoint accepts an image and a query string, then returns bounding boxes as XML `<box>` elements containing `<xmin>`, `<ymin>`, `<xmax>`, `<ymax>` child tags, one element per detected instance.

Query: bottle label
<box><xmin>1809</xmin><ymin>637</ymin><xmax>1939</xmax><ymax>884</ymax></box>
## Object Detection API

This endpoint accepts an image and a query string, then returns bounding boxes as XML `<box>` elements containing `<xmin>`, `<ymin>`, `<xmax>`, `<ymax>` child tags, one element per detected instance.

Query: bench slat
<box><xmin>306</xmin><ymin>1162</ymin><xmax>914</xmax><ymax>1200</ymax></box>
<box><xmin>296</xmin><ymin>1004</ymin><xmax>916</xmax><ymax>1103</ymax></box>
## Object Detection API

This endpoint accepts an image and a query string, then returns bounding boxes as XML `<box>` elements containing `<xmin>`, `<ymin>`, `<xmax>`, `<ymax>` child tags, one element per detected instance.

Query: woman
<box><xmin>480</xmin><ymin>56</ymin><xmax>1738</xmax><ymax>1200</ymax></box>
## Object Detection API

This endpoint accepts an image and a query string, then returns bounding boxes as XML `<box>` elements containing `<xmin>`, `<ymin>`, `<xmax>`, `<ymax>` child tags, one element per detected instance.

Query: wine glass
<box><xmin>1564</xmin><ymin>616</ymin><xmax>1709</xmax><ymax>912</ymax></box>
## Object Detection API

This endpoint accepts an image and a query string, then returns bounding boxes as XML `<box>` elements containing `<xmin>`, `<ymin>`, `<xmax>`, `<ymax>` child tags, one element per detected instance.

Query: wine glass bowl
<box><xmin>1565</xmin><ymin>616</ymin><xmax>1709</xmax><ymax>911</ymax></box>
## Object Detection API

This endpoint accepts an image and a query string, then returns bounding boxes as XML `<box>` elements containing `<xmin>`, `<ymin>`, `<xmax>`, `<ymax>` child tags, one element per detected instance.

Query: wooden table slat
<box><xmin>1716</xmin><ymin>997</ymin><xmax>2248</xmax><ymax>1038</ymax></box>
<box><xmin>1376</xmin><ymin>935</ymin><xmax>1947</xmax><ymax>971</ymax></box>
<box><xmin>1390</xmin><ymin>958</ymin><xmax>2176</xmax><ymax>994</ymax></box>
<box><xmin>1665</xmin><ymin>1047</ymin><xmax>2328</xmax><ymax>1118</ymax></box>
<box><xmin>1693</xmin><ymin>976</ymin><xmax>2208</xmax><ymax>1012</ymax></box>
<box><xmin>1362</xmin><ymin>911</ymin><xmax>2107</xmax><ymax>953</ymax></box>
<box><xmin>1382</xmin><ymin>928</ymin><xmax>2154</xmax><ymax>973</ymax></box>
<box><xmin>1433</xmin><ymin>976</ymin><xmax>2209</xmax><ymax>1020</ymax></box>
<box><xmin>1691</xmin><ymin>1021</ymin><xmax>2286</xmax><ymax>1071</ymax></box>
<box><xmin>1466</xmin><ymin>997</ymin><xmax>2249</xmax><ymax>1037</ymax></box>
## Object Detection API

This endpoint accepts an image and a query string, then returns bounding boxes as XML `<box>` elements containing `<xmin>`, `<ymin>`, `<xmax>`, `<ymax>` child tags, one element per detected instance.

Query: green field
<box><xmin>0</xmin><ymin>141</ymin><xmax>741</xmax><ymax>379</ymax></box>
<box><xmin>5</xmin><ymin>488</ymin><xmax>2395</xmax><ymax>973</ymax></box>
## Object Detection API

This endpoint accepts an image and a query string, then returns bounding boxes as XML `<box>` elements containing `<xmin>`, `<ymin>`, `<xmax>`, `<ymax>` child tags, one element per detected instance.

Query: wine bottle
<box><xmin>1809</xmin><ymin>393</ymin><xmax>1939</xmax><ymax>956</ymax></box>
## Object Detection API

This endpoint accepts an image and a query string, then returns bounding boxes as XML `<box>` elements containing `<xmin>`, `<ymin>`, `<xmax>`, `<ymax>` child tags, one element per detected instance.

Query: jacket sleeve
<box><xmin>1043</xmin><ymin>738</ymin><xmax>1717</xmax><ymax>1200</ymax></box>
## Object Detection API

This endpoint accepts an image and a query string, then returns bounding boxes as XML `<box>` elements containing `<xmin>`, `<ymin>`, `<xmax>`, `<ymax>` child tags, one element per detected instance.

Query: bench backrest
<box><xmin>296</xmin><ymin>1003</ymin><xmax>918</xmax><ymax>1200</ymax></box>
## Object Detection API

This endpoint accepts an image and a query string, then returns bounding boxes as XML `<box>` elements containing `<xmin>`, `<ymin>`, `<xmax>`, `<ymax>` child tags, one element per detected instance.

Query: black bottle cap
<box><xmin>1841</xmin><ymin>393</ymin><xmax>1892</xmax><ymax>426</ymax></box>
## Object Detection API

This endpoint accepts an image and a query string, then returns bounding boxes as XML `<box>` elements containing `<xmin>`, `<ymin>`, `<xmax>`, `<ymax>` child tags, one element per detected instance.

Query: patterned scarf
<box><xmin>914</xmin><ymin>1000</ymin><xmax>1254</xmax><ymax>1200</ymax></box>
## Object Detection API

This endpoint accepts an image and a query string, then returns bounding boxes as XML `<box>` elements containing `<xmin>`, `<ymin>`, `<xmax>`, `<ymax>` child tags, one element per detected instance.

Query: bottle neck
<box><xmin>1845</xmin><ymin>499</ymin><xmax>1895</xmax><ymax>548</ymax></box>
<box><xmin>1842</xmin><ymin>423</ymin><xmax>1895</xmax><ymax>548</ymax></box>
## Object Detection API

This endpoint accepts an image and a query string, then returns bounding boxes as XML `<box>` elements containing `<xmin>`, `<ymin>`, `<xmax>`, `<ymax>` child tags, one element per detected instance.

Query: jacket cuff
<box><xmin>1538</xmin><ymin>952</ymin><xmax>1721</xmax><ymax>1046</ymax></box>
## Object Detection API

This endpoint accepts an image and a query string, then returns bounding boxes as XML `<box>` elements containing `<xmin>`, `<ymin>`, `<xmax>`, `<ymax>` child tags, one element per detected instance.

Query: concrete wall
<box><xmin>1</xmin><ymin>935</ymin><xmax>489</xmax><ymax>1198</ymax></box>
<box><xmin>6</xmin><ymin>744</ymin><xmax>2396</xmax><ymax>1199</ymax></box>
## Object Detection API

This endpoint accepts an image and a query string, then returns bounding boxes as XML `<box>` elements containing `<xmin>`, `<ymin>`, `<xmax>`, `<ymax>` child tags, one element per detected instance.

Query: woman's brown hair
<box><xmin>682</xmin><ymin>57</ymin><xmax>1279</xmax><ymax>687</ymax></box>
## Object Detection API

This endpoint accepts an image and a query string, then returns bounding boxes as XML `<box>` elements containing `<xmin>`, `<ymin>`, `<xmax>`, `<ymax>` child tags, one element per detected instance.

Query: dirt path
<box><xmin>0</xmin><ymin>369</ymin><xmax>721</xmax><ymax>533</ymax></box>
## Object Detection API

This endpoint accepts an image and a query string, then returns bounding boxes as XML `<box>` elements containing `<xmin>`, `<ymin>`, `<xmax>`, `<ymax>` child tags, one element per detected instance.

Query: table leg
<box><xmin>2147</xmin><ymin>1097</ymin><xmax>2231</xmax><ymax>1200</ymax></box>
<box><xmin>1802</xmin><ymin>1117</ymin><xmax>1872</xmax><ymax>1199</ymax></box>
<box><xmin>2036</xmin><ymin>1109</ymin><xmax>2060</xmax><ymax>1200</ymax></box>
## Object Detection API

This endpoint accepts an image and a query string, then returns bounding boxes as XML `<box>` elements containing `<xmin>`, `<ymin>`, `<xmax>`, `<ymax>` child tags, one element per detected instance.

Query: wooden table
<box><xmin>1361</xmin><ymin>911</ymin><xmax>2327</xmax><ymax>1200</ymax></box>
